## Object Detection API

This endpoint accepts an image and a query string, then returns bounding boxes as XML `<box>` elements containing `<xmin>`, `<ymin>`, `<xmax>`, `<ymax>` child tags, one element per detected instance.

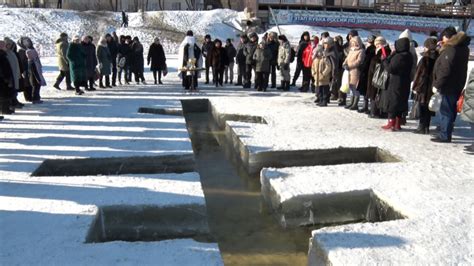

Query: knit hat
<box><xmin>374</xmin><ymin>36</ymin><xmax>387</xmax><ymax>46</ymax></box>
<box><xmin>348</xmin><ymin>30</ymin><xmax>359</xmax><ymax>37</ymax></box>
<box><xmin>248</xmin><ymin>32</ymin><xmax>258</xmax><ymax>39</ymax></box>
<box><xmin>367</xmin><ymin>35</ymin><xmax>375</xmax><ymax>43</ymax></box>
<box><xmin>204</xmin><ymin>34</ymin><xmax>211</xmax><ymax>39</ymax></box>
<box><xmin>214</xmin><ymin>38</ymin><xmax>222</xmax><ymax>45</ymax></box>
<box><xmin>399</xmin><ymin>29</ymin><xmax>413</xmax><ymax>41</ymax></box>
<box><xmin>60</xmin><ymin>32</ymin><xmax>68</xmax><ymax>38</ymax></box>
<box><xmin>441</xmin><ymin>26</ymin><xmax>457</xmax><ymax>39</ymax></box>
<box><xmin>321</xmin><ymin>31</ymin><xmax>330</xmax><ymax>38</ymax></box>
<box><xmin>424</xmin><ymin>38</ymin><xmax>437</xmax><ymax>51</ymax></box>
<box><xmin>322</xmin><ymin>37</ymin><xmax>334</xmax><ymax>47</ymax></box>
<box><xmin>186</xmin><ymin>30</ymin><xmax>194</xmax><ymax>36</ymax></box>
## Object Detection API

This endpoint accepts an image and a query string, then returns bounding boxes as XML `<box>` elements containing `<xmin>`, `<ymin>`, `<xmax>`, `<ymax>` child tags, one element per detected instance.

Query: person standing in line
<box><xmin>312</xmin><ymin>44</ymin><xmax>333</xmax><ymax>107</ymax></box>
<box><xmin>299</xmin><ymin>35</ymin><xmax>313</xmax><ymax>92</ymax></box>
<box><xmin>235</xmin><ymin>34</ymin><xmax>248</xmax><ymax>86</ymax></box>
<box><xmin>209</xmin><ymin>39</ymin><xmax>229</xmax><ymax>87</ymax></box>
<box><xmin>202</xmin><ymin>34</ymin><xmax>214</xmax><ymax>84</ymax></box>
<box><xmin>0</xmin><ymin>40</ymin><xmax>16</xmax><ymax>116</ymax></box>
<box><xmin>125</xmin><ymin>36</ymin><xmax>134</xmax><ymax>84</ymax></box>
<box><xmin>105</xmin><ymin>33</ymin><xmax>118</xmax><ymax>86</ymax></box>
<box><xmin>53</xmin><ymin>32</ymin><xmax>73</xmax><ymax>91</ymax></box>
<box><xmin>253</xmin><ymin>41</ymin><xmax>272</xmax><ymax>92</ymax></box>
<box><xmin>277</xmin><ymin>35</ymin><xmax>291</xmax><ymax>91</ymax></box>
<box><xmin>66</xmin><ymin>36</ymin><xmax>86</xmax><ymax>95</ymax></box>
<box><xmin>366</xmin><ymin>36</ymin><xmax>391</xmax><ymax>118</ymax></box>
<box><xmin>117</xmin><ymin>35</ymin><xmax>129</xmax><ymax>85</ymax></box>
<box><xmin>224</xmin><ymin>38</ymin><xmax>236</xmax><ymax>84</ymax></box>
<box><xmin>121</xmin><ymin>11</ymin><xmax>128</xmax><ymax>28</ymax></box>
<box><xmin>267</xmin><ymin>32</ymin><xmax>279</xmax><ymax>89</ymax></box>
<box><xmin>342</xmin><ymin>35</ymin><xmax>365</xmax><ymax>110</ymax></box>
<box><xmin>460</xmin><ymin>69</ymin><xmax>474</xmax><ymax>152</ymax></box>
<box><xmin>431</xmin><ymin>27</ymin><xmax>470</xmax><ymax>143</ymax></box>
<box><xmin>332</xmin><ymin>35</ymin><xmax>345</xmax><ymax>104</ymax></box>
<box><xmin>4</xmin><ymin>37</ymin><xmax>24</xmax><ymax>109</ymax></box>
<box><xmin>244</xmin><ymin>32</ymin><xmax>258</xmax><ymax>89</ymax></box>
<box><xmin>381</xmin><ymin>38</ymin><xmax>413</xmax><ymax>131</ymax></box>
<box><xmin>291</xmin><ymin>31</ymin><xmax>310</xmax><ymax>87</ymax></box>
<box><xmin>357</xmin><ymin>35</ymin><xmax>376</xmax><ymax>113</ymax></box>
<box><xmin>147</xmin><ymin>37</ymin><xmax>166</xmax><ymax>85</ymax></box>
<box><xmin>411</xmin><ymin>38</ymin><xmax>439</xmax><ymax>134</ymax></box>
<box><xmin>322</xmin><ymin>37</ymin><xmax>339</xmax><ymax>104</ymax></box>
<box><xmin>131</xmin><ymin>37</ymin><xmax>146</xmax><ymax>85</ymax></box>
<box><xmin>25</xmin><ymin>39</ymin><xmax>47</xmax><ymax>104</ymax></box>
<box><xmin>16</xmin><ymin>37</ymin><xmax>33</xmax><ymax>102</ymax></box>
<box><xmin>97</xmin><ymin>36</ymin><xmax>112</xmax><ymax>88</ymax></box>
<box><xmin>81</xmin><ymin>36</ymin><xmax>98</xmax><ymax>91</ymax></box>
<box><xmin>178</xmin><ymin>30</ymin><xmax>202</xmax><ymax>91</ymax></box>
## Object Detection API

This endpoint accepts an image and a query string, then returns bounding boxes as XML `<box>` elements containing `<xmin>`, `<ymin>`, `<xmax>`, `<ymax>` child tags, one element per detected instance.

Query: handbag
<box><xmin>457</xmin><ymin>90</ymin><xmax>465</xmax><ymax>113</ymax></box>
<box><xmin>117</xmin><ymin>57</ymin><xmax>126</xmax><ymax>68</ymax></box>
<box><xmin>339</xmin><ymin>70</ymin><xmax>350</xmax><ymax>94</ymax></box>
<box><xmin>428</xmin><ymin>93</ymin><xmax>442</xmax><ymax>112</ymax></box>
<box><xmin>372</xmin><ymin>63</ymin><xmax>389</xmax><ymax>90</ymax></box>
<box><xmin>163</xmin><ymin>64</ymin><xmax>168</xmax><ymax>77</ymax></box>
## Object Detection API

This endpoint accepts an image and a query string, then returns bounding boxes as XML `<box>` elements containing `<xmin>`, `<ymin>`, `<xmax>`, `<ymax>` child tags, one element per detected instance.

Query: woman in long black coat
<box><xmin>412</xmin><ymin>38</ymin><xmax>439</xmax><ymax>134</ymax></box>
<box><xmin>130</xmin><ymin>37</ymin><xmax>145</xmax><ymax>84</ymax></box>
<box><xmin>81</xmin><ymin>36</ymin><xmax>98</xmax><ymax>91</ymax></box>
<box><xmin>367</xmin><ymin>36</ymin><xmax>391</xmax><ymax>118</ymax></box>
<box><xmin>147</xmin><ymin>37</ymin><xmax>166</xmax><ymax>85</ymax></box>
<box><xmin>357</xmin><ymin>36</ymin><xmax>376</xmax><ymax>113</ymax></box>
<box><xmin>381</xmin><ymin>38</ymin><xmax>413</xmax><ymax>131</ymax></box>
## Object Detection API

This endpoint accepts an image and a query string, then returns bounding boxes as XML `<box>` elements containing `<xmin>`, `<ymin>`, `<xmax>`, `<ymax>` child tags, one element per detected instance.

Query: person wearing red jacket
<box><xmin>299</xmin><ymin>36</ymin><xmax>316</xmax><ymax>92</ymax></box>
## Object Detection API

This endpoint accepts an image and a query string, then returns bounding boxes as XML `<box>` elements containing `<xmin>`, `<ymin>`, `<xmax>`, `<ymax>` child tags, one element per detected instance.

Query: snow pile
<box><xmin>0</xmin><ymin>8</ymin><xmax>241</xmax><ymax>56</ymax></box>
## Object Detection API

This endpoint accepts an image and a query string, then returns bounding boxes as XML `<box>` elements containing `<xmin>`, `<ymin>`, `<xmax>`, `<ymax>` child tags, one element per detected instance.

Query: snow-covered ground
<box><xmin>1</xmin><ymin>7</ymin><xmax>473</xmax><ymax>265</ymax></box>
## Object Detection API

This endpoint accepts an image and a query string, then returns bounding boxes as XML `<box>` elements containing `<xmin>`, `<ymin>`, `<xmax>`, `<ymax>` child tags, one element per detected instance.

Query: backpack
<box><xmin>289</xmin><ymin>47</ymin><xmax>296</xmax><ymax>63</ymax></box>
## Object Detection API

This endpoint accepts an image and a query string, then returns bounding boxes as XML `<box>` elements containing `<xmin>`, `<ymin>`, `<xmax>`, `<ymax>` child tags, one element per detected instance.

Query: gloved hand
<box><xmin>283</xmin><ymin>64</ymin><xmax>289</xmax><ymax>71</ymax></box>
<box><xmin>276</xmin><ymin>65</ymin><xmax>280</xmax><ymax>71</ymax></box>
<box><xmin>432</xmin><ymin>87</ymin><xmax>438</xmax><ymax>94</ymax></box>
<box><xmin>343</xmin><ymin>64</ymin><xmax>349</xmax><ymax>70</ymax></box>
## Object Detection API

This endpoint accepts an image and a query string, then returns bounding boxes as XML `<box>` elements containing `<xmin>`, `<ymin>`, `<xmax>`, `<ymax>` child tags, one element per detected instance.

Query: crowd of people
<box><xmin>178</xmin><ymin>27</ymin><xmax>472</xmax><ymax>147</ymax></box>
<box><xmin>0</xmin><ymin>31</ymin><xmax>167</xmax><ymax>120</ymax></box>
<box><xmin>1</xmin><ymin>26</ymin><xmax>473</xmax><ymax>150</ymax></box>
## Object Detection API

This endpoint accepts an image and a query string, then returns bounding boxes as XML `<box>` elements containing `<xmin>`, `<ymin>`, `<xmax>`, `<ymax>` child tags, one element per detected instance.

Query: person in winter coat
<box><xmin>367</xmin><ymin>36</ymin><xmax>391</xmax><ymax>118</ymax></box>
<box><xmin>17</xmin><ymin>37</ymin><xmax>33</xmax><ymax>101</ymax></box>
<box><xmin>124</xmin><ymin>36</ymin><xmax>134</xmax><ymax>83</ymax></box>
<box><xmin>202</xmin><ymin>34</ymin><xmax>214</xmax><ymax>84</ymax></box>
<box><xmin>312</xmin><ymin>45</ymin><xmax>333</xmax><ymax>107</ymax></box>
<box><xmin>342</xmin><ymin>35</ymin><xmax>365</xmax><ymax>110</ymax></box>
<box><xmin>299</xmin><ymin>35</ymin><xmax>313</xmax><ymax>92</ymax></box>
<box><xmin>412</xmin><ymin>38</ymin><xmax>439</xmax><ymax>134</ymax></box>
<box><xmin>399</xmin><ymin>29</ymin><xmax>418</xmax><ymax>82</ymax></box>
<box><xmin>291</xmin><ymin>31</ymin><xmax>310</xmax><ymax>87</ymax></box>
<box><xmin>147</xmin><ymin>37</ymin><xmax>166</xmax><ymax>85</ymax></box>
<box><xmin>235</xmin><ymin>34</ymin><xmax>248</xmax><ymax>86</ymax></box>
<box><xmin>106</xmin><ymin>33</ymin><xmax>118</xmax><ymax>86</ymax></box>
<box><xmin>460</xmin><ymin>68</ymin><xmax>474</xmax><ymax>152</ymax></box>
<box><xmin>321</xmin><ymin>37</ymin><xmax>339</xmax><ymax>104</ymax></box>
<box><xmin>381</xmin><ymin>38</ymin><xmax>413</xmax><ymax>131</ymax></box>
<box><xmin>54</xmin><ymin>32</ymin><xmax>72</xmax><ymax>90</ymax></box>
<box><xmin>0</xmin><ymin>41</ymin><xmax>15</xmax><ymax>116</ymax></box>
<box><xmin>224</xmin><ymin>39</ymin><xmax>236</xmax><ymax>84</ymax></box>
<box><xmin>244</xmin><ymin>32</ymin><xmax>258</xmax><ymax>89</ymax></box>
<box><xmin>81</xmin><ymin>36</ymin><xmax>98</xmax><ymax>91</ymax></box>
<box><xmin>332</xmin><ymin>35</ymin><xmax>345</xmax><ymax>103</ymax></box>
<box><xmin>66</xmin><ymin>36</ymin><xmax>86</xmax><ymax>95</ymax></box>
<box><xmin>121</xmin><ymin>11</ymin><xmax>128</xmax><ymax>28</ymax></box>
<box><xmin>209</xmin><ymin>39</ymin><xmax>229</xmax><ymax>87</ymax></box>
<box><xmin>310</xmin><ymin>35</ymin><xmax>320</xmax><ymax>93</ymax></box>
<box><xmin>277</xmin><ymin>35</ymin><xmax>291</xmax><ymax>91</ymax></box>
<box><xmin>178</xmin><ymin>30</ymin><xmax>202</xmax><ymax>91</ymax></box>
<box><xmin>431</xmin><ymin>27</ymin><xmax>470</xmax><ymax>143</ymax></box>
<box><xmin>253</xmin><ymin>41</ymin><xmax>272</xmax><ymax>92</ymax></box>
<box><xmin>96</xmin><ymin>36</ymin><xmax>112</xmax><ymax>88</ymax></box>
<box><xmin>267</xmin><ymin>32</ymin><xmax>279</xmax><ymax>88</ymax></box>
<box><xmin>357</xmin><ymin>35</ymin><xmax>376</xmax><ymax>113</ymax></box>
<box><xmin>25</xmin><ymin>39</ymin><xmax>46</xmax><ymax>104</ymax></box>
<box><xmin>4</xmin><ymin>37</ymin><xmax>24</xmax><ymax>109</ymax></box>
<box><xmin>117</xmin><ymin>35</ymin><xmax>130</xmax><ymax>85</ymax></box>
<box><xmin>130</xmin><ymin>37</ymin><xmax>146</xmax><ymax>84</ymax></box>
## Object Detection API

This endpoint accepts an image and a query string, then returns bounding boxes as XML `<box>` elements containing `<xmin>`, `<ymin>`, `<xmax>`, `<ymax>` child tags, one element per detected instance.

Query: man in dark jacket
<box><xmin>357</xmin><ymin>35</ymin><xmax>376</xmax><ymax>113</ymax></box>
<box><xmin>106</xmin><ymin>33</ymin><xmax>118</xmax><ymax>86</ymax></box>
<box><xmin>244</xmin><ymin>32</ymin><xmax>258</xmax><ymax>89</ymax></box>
<box><xmin>267</xmin><ymin>32</ymin><xmax>279</xmax><ymax>88</ymax></box>
<box><xmin>81</xmin><ymin>36</ymin><xmax>98</xmax><ymax>91</ymax></box>
<box><xmin>209</xmin><ymin>39</ymin><xmax>229</xmax><ymax>87</ymax></box>
<box><xmin>291</xmin><ymin>31</ymin><xmax>310</xmax><ymax>87</ymax></box>
<box><xmin>224</xmin><ymin>39</ymin><xmax>236</xmax><ymax>84</ymax></box>
<box><xmin>117</xmin><ymin>35</ymin><xmax>130</xmax><ymax>85</ymax></box>
<box><xmin>235</xmin><ymin>34</ymin><xmax>248</xmax><ymax>86</ymax></box>
<box><xmin>202</xmin><ymin>34</ymin><xmax>214</xmax><ymax>84</ymax></box>
<box><xmin>431</xmin><ymin>27</ymin><xmax>471</xmax><ymax>143</ymax></box>
<box><xmin>0</xmin><ymin>41</ymin><xmax>15</xmax><ymax>116</ymax></box>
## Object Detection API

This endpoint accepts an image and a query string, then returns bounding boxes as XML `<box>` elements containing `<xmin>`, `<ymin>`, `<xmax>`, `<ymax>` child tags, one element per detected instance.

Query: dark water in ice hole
<box><xmin>184</xmin><ymin>112</ymin><xmax>311</xmax><ymax>266</ymax></box>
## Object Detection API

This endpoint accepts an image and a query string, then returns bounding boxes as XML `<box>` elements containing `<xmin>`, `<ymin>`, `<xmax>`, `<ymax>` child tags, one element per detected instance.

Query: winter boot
<box><xmin>358</xmin><ymin>98</ymin><xmax>369</xmax><ymax>113</ymax></box>
<box><xmin>75</xmin><ymin>87</ymin><xmax>84</xmax><ymax>95</ymax></box>
<box><xmin>345</xmin><ymin>96</ymin><xmax>354</xmax><ymax>109</ymax></box>
<box><xmin>277</xmin><ymin>81</ymin><xmax>284</xmax><ymax>90</ymax></box>
<box><xmin>393</xmin><ymin>117</ymin><xmax>402</xmax><ymax>131</ymax></box>
<box><xmin>99</xmin><ymin>78</ymin><xmax>106</xmax><ymax>89</ymax></box>
<box><xmin>106</xmin><ymin>76</ymin><xmax>112</xmax><ymax>88</ymax></box>
<box><xmin>88</xmin><ymin>79</ymin><xmax>97</xmax><ymax>91</ymax></box>
<box><xmin>53</xmin><ymin>80</ymin><xmax>61</xmax><ymax>90</ymax></box>
<box><xmin>414</xmin><ymin>126</ymin><xmax>428</xmax><ymax>135</ymax></box>
<box><xmin>349</xmin><ymin>96</ymin><xmax>360</xmax><ymax>111</ymax></box>
<box><xmin>382</xmin><ymin>119</ymin><xmax>395</xmax><ymax>130</ymax></box>
<box><xmin>338</xmin><ymin>92</ymin><xmax>347</xmax><ymax>106</ymax></box>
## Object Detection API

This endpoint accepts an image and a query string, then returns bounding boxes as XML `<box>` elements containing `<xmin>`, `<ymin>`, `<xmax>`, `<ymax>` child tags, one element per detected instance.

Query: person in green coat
<box><xmin>53</xmin><ymin>32</ymin><xmax>73</xmax><ymax>91</ymax></box>
<box><xmin>97</xmin><ymin>36</ymin><xmax>112</xmax><ymax>88</ymax></box>
<box><xmin>66</xmin><ymin>36</ymin><xmax>85</xmax><ymax>95</ymax></box>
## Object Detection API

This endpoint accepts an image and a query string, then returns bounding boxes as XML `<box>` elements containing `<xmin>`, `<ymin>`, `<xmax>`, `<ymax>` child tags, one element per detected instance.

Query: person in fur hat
<box><xmin>431</xmin><ymin>27</ymin><xmax>471</xmax><ymax>143</ymax></box>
